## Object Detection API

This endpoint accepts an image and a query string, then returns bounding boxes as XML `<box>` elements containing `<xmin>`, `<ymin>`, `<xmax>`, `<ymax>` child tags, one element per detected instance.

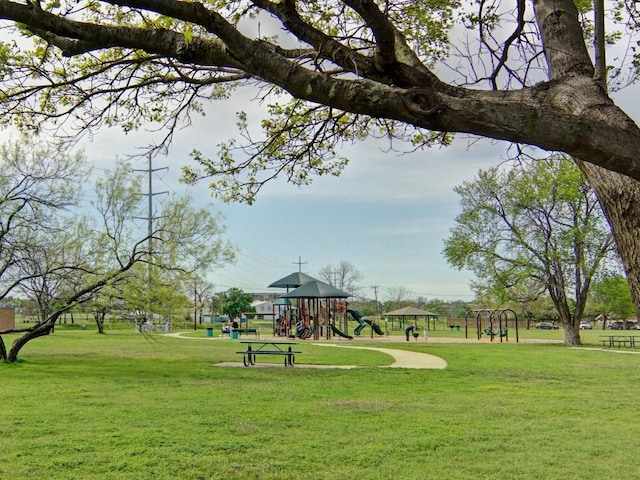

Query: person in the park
<box><xmin>405</xmin><ymin>325</ymin><xmax>414</xmax><ymax>342</ymax></box>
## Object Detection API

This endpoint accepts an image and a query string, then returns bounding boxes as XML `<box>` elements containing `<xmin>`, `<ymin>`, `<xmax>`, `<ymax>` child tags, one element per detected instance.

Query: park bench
<box><xmin>236</xmin><ymin>327</ymin><xmax>260</xmax><ymax>338</ymax></box>
<box><xmin>221</xmin><ymin>327</ymin><xmax>260</xmax><ymax>338</ymax></box>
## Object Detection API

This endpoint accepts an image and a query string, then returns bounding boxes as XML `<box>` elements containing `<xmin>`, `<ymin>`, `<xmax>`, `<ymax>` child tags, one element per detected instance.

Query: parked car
<box><xmin>536</xmin><ymin>322</ymin><xmax>559</xmax><ymax>330</ymax></box>
<box><xmin>609</xmin><ymin>321</ymin><xmax>625</xmax><ymax>330</ymax></box>
<box><xmin>579</xmin><ymin>321</ymin><xmax>593</xmax><ymax>330</ymax></box>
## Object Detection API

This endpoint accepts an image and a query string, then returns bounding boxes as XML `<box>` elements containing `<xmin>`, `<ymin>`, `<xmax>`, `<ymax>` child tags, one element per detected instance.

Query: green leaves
<box><xmin>183</xmin><ymin>97</ymin><xmax>447</xmax><ymax>204</ymax></box>
<box><xmin>443</xmin><ymin>155</ymin><xmax>615</xmax><ymax>328</ymax></box>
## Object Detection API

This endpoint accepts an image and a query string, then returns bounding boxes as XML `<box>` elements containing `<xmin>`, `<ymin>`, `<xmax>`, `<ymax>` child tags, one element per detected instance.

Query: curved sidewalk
<box><xmin>163</xmin><ymin>332</ymin><xmax>447</xmax><ymax>369</ymax></box>
<box><xmin>311</xmin><ymin>343</ymin><xmax>447</xmax><ymax>369</ymax></box>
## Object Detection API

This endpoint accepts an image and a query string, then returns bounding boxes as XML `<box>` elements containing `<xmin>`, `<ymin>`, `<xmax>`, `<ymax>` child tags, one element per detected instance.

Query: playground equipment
<box><xmin>348</xmin><ymin>309</ymin><xmax>384</xmax><ymax>336</ymax></box>
<box><xmin>464</xmin><ymin>309</ymin><xmax>519</xmax><ymax>343</ymax></box>
<box><xmin>482</xmin><ymin>327</ymin><xmax>509</xmax><ymax>337</ymax></box>
<box><xmin>330</xmin><ymin>324</ymin><xmax>353</xmax><ymax>339</ymax></box>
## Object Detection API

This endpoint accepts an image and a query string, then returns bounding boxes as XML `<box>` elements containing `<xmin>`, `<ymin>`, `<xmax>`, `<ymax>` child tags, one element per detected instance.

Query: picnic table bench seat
<box><xmin>599</xmin><ymin>334</ymin><xmax>640</xmax><ymax>348</ymax></box>
<box><xmin>221</xmin><ymin>327</ymin><xmax>260</xmax><ymax>338</ymax></box>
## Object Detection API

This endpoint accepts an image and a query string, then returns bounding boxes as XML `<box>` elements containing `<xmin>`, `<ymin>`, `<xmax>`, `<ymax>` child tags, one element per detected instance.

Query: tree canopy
<box><xmin>589</xmin><ymin>274</ymin><xmax>636</xmax><ymax>323</ymax></box>
<box><xmin>219</xmin><ymin>287</ymin><xmax>253</xmax><ymax>320</ymax></box>
<box><xmin>0</xmin><ymin>1</ymin><xmax>638</xmax><ymax>194</ymax></box>
<box><xmin>443</xmin><ymin>156</ymin><xmax>617</xmax><ymax>345</ymax></box>
<box><xmin>318</xmin><ymin>260</ymin><xmax>362</xmax><ymax>295</ymax></box>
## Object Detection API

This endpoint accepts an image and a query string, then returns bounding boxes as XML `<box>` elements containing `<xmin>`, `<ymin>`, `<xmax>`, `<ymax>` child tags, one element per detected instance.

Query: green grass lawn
<box><xmin>2</xmin><ymin>326</ymin><xmax>640</xmax><ymax>479</ymax></box>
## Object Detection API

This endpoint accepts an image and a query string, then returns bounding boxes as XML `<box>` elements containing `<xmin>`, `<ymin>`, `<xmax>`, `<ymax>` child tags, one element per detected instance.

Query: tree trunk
<box><xmin>563</xmin><ymin>322</ymin><xmax>581</xmax><ymax>345</ymax></box>
<box><xmin>0</xmin><ymin>335</ymin><xmax>7</xmax><ymax>362</ymax></box>
<box><xmin>577</xmin><ymin>162</ymin><xmax>640</xmax><ymax>321</ymax></box>
<box><xmin>526</xmin><ymin>0</ymin><xmax>640</xmax><ymax>333</ymax></box>
<box><xmin>548</xmin><ymin>279</ymin><xmax>581</xmax><ymax>345</ymax></box>
<box><xmin>7</xmin><ymin>323</ymin><xmax>54</xmax><ymax>363</ymax></box>
<box><xmin>94</xmin><ymin>312</ymin><xmax>106</xmax><ymax>334</ymax></box>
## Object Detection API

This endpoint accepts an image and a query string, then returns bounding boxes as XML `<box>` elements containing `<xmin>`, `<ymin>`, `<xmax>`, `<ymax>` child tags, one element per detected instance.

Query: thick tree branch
<box><xmin>251</xmin><ymin>0</ymin><xmax>379</xmax><ymax>79</ymax></box>
<box><xmin>0</xmin><ymin>1</ymin><xmax>237</xmax><ymax>66</ymax></box>
<box><xmin>1</xmin><ymin>0</ymin><xmax>640</xmax><ymax>182</ymax></box>
<box><xmin>533</xmin><ymin>0</ymin><xmax>594</xmax><ymax>79</ymax></box>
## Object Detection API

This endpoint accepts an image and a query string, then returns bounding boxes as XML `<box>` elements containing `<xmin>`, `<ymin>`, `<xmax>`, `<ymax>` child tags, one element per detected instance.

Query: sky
<box><xmin>2</xmin><ymin>6</ymin><xmax>639</xmax><ymax>304</ymax></box>
<box><xmin>72</xmin><ymin>89</ymin><xmax>505</xmax><ymax>303</ymax></box>
<box><xmin>76</xmin><ymin>85</ymin><xmax>639</xmax><ymax>305</ymax></box>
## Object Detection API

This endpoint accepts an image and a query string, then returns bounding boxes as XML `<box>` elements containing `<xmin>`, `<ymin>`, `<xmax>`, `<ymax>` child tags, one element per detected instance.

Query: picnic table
<box><xmin>599</xmin><ymin>334</ymin><xmax>640</xmax><ymax>348</ymax></box>
<box><xmin>237</xmin><ymin>340</ymin><xmax>301</xmax><ymax>367</ymax></box>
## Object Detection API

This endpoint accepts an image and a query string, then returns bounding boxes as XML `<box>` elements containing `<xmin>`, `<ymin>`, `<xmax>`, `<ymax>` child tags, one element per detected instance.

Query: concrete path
<box><xmin>311</xmin><ymin>343</ymin><xmax>447</xmax><ymax>369</ymax></box>
<box><xmin>163</xmin><ymin>332</ymin><xmax>447</xmax><ymax>369</ymax></box>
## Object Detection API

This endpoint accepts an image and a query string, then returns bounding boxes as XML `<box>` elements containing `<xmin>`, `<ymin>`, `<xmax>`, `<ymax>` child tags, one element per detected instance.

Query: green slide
<box><xmin>330</xmin><ymin>324</ymin><xmax>353</xmax><ymax>339</ymax></box>
<box><xmin>363</xmin><ymin>319</ymin><xmax>384</xmax><ymax>335</ymax></box>
<box><xmin>353</xmin><ymin>320</ymin><xmax>366</xmax><ymax>335</ymax></box>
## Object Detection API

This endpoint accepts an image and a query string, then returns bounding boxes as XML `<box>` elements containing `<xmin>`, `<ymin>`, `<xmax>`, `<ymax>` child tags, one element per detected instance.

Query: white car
<box><xmin>579</xmin><ymin>321</ymin><xmax>593</xmax><ymax>330</ymax></box>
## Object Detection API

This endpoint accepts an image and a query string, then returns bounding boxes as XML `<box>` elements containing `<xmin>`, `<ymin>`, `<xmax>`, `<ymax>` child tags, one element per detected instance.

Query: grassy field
<box><xmin>2</xmin><ymin>325</ymin><xmax>640</xmax><ymax>479</ymax></box>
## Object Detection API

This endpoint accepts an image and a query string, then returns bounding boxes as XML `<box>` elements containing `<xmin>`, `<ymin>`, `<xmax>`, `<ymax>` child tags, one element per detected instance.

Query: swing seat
<box><xmin>483</xmin><ymin>327</ymin><xmax>508</xmax><ymax>337</ymax></box>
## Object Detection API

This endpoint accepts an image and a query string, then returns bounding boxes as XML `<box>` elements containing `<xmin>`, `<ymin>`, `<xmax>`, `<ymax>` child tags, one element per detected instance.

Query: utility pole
<box><xmin>293</xmin><ymin>255</ymin><xmax>308</xmax><ymax>273</ymax></box>
<box><xmin>133</xmin><ymin>153</ymin><xmax>168</xmax><ymax>322</ymax></box>
<box><xmin>134</xmin><ymin>153</ymin><xmax>168</xmax><ymax>259</ymax></box>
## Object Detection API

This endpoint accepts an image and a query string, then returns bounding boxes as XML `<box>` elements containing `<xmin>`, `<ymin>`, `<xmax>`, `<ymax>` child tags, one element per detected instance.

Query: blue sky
<box><xmin>201</xmin><ymin>137</ymin><xmax>501</xmax><ymax>301</ymax></box>
<box><xmin>77</xmin><ymin>97</ymin><xmax>505</xmax><ymax>302</ymax></box>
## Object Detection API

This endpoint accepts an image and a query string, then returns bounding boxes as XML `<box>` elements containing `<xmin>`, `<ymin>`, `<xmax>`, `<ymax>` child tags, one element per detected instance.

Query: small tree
<box><xmin>384</xmin><ymin>286</ymin><xmax>412</xmax><ymax>311</ymax></box>
<box><xmin>444</xmin><ymin>156</ymin><xmax>616</xmax><ymax>345</ymax></box>
<box><xmin>86</xmin><ymin>285</ymin><xmax>124</xmax><ymax>334</ymax></box>
<box><xmin>188</xmin><ymin>276</ymin><xmax>215</xmax><ymax>330</ymax></box>
<box><xmin>219</xmin><ymin>288</ymin><xmax>253</xmax><ymax>321</ymax></box>
<box><xmin>589</xmin><ymin>274</ymin><xmax>636</xmax><ymax>328</ymax></box>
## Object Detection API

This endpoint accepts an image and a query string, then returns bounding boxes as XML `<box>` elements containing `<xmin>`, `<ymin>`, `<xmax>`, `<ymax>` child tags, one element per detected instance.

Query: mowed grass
<box><xmin>2</xmin><ymin>327</ymin><xmax>640</xmax><ymax>479</ymax></box>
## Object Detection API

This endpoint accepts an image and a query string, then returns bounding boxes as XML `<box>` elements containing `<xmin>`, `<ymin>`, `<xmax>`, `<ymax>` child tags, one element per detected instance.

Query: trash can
<box><xmin>456</xmin><ymin>326</ymin><xmax>461</xmax><ymax>332</ymax></box>
<box><xmin>206</xmin><ymin>327</ymin><xmax>213</xmax><ymax>337</ymax></box>
<box><xmin>230</xmin><ymin>330</ymin><xmax>239</xmax><ymax>339</ymax></box>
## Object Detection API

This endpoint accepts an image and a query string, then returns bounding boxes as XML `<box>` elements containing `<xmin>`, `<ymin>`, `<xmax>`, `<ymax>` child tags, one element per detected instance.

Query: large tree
<box><xmin>443</xmin><ymin>156</ymin><xmax>616</xmax><ymax>345</ymax></box>
<box><xmin>4</xmin><ymin>1</ymin><xmax>640</xmax><ymax>317</ymax></box>
<box><xmin>92</xmin><ymin>161</ymin><xmax>236</xmax><ymax>330</ymax></box>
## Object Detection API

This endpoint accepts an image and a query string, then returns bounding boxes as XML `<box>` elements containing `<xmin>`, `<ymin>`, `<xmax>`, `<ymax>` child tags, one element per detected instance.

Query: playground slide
<box><xmin>353</xmin><ymin>320</ymin><xmax>367</xmax><ymax>336</ymax></box>
<box><xmin>347</xmin><ymin>309</ymin><xmax>364</xmax><ymax>321</ymax></box>
<box><xmin>330</xmin><ymin>324</ymin><xmax>353</xmax><ymax>340</ymax></box>
<box><xmin>363</xmin><ymin>319</ymin><xmax>384</xmax><ymax>336</ymax></box>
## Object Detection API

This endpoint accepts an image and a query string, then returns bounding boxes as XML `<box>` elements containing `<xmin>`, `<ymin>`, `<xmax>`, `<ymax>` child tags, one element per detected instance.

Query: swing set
<box><xmin>463</xmin><ymin>309</ymin><xmax>519</xmax><ymax>343</ymax></box>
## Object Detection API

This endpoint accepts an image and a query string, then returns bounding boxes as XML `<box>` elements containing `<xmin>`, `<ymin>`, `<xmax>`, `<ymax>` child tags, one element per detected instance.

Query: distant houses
<box><xmin>250</xmin><ymin>300</ymin><xmax>274</xmax><ymax>319</ymax></box>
